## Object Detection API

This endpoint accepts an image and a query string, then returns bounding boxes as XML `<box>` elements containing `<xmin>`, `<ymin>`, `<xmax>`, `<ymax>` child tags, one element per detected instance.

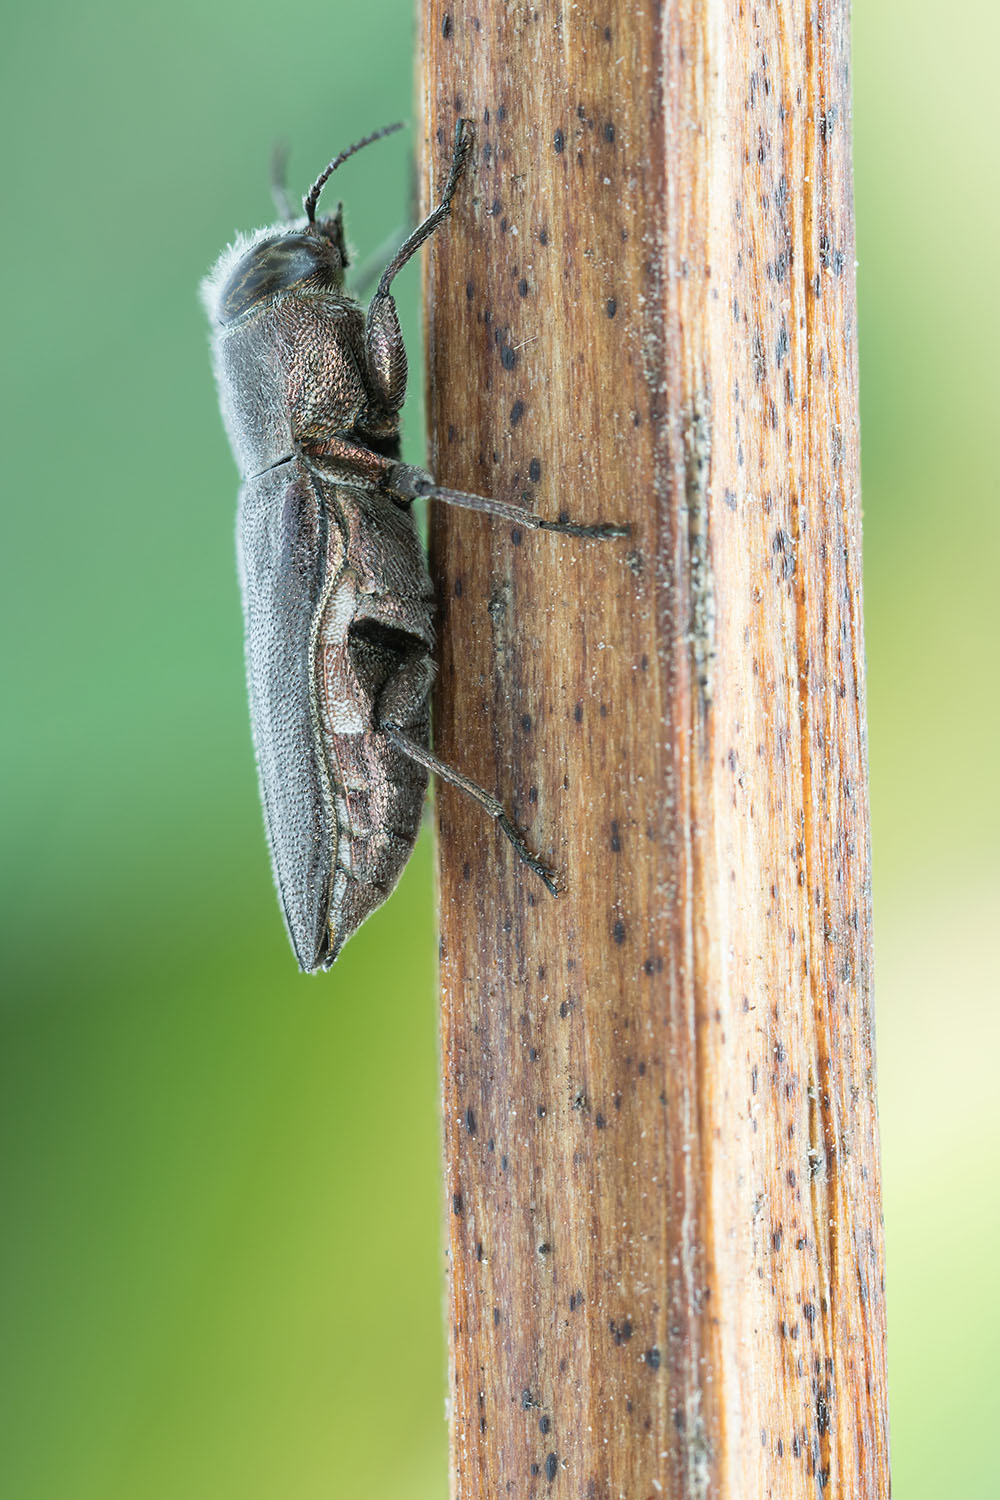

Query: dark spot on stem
<box><xmin>816</xmin><ymin>1394</ymin><xmax>830</xmax><ymax>1435</ymax></box>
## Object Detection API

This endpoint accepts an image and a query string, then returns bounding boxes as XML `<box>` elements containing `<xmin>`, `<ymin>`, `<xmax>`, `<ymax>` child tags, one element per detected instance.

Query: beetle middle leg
<box><xmin>386</xmin><ymin>463</ymin><xmax>630</xmax><ymax>539</ymax></box>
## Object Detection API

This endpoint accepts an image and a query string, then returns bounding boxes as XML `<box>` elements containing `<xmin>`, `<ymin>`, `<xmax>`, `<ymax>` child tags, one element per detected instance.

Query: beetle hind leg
<box><xmin>382</xmin><ymin>725</ymin><xmax>560</xmax><ymax>896</ymax></box>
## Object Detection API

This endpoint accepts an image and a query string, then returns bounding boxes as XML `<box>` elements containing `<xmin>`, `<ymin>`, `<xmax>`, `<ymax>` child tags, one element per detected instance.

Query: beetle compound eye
<box><xmin>218</xmin><ymin>234</ymin><xmax>341</xmax><ymax>324</ymax></box>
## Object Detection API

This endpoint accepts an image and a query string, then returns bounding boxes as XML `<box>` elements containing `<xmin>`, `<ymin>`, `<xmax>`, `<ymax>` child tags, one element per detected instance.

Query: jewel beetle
<box><xmin>201</xmin><ymin>120</ymin><xmax>626</xmax><ymax>970</ymax></box>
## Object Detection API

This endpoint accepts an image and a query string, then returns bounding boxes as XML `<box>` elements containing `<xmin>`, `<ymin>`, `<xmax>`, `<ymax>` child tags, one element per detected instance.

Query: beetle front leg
<box><xmin>363</xmin><ymin>119</ymin><xmax>474</xmax><ymax>413</ymax></box>
<box><xmin>364</xmin><ymin>291</ymin><xmax>408</xmax><ymax>414</ymax></box>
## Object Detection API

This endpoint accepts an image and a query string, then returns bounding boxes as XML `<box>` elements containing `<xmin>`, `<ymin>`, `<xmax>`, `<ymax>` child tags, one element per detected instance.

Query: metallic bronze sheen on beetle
<box><xmin>202</xmin><ymin>122</ymin><xmax>627</xmax><ymax>971</ymax></box>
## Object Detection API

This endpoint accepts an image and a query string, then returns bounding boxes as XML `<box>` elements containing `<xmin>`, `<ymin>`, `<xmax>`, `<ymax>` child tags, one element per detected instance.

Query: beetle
<box><xmin>201</xmin><ymin>119</ymin><xmax>626</xmax><ymax>971</ymax></box>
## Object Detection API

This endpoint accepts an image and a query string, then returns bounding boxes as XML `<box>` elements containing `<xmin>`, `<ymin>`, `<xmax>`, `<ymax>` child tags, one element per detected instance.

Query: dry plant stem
<box><xmin>422</xmin><ymin>2</ymin><xmax>889</xmax><ymax>1496</ymax></box>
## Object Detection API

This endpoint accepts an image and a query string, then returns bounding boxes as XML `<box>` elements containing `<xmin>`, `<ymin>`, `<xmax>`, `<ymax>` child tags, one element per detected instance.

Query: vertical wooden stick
<box><xmin>422</xmin><ymin>2</ymin><xmax>889</xmax><ymax>1496</ymax></box>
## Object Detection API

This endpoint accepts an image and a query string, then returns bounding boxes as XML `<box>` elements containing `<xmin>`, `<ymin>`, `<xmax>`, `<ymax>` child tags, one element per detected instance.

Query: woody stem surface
<box><xmin>422</xmin><ymin>2</ymin><xmax>889</xmax><ymax>1495</ymax></box>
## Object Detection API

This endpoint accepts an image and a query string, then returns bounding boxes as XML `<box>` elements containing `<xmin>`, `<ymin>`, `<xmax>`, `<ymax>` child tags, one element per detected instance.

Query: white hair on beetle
<box><xmin>199</xmin><ymin>220</ymin><xmax>309</xmax><ymax>324</ymax></box>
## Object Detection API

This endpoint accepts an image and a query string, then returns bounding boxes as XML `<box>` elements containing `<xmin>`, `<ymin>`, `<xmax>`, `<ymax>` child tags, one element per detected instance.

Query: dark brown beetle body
<box><xmin>202</xmin><ymin>123</ymin><xmax>626</xmax><ymax>971</ymax></box>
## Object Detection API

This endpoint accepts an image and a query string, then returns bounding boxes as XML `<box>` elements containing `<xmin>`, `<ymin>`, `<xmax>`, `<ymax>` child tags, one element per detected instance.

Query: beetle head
<box><xmin>216</xmin><ymin>227</ymin><xmax>346</xmax><ymax>325</ymax></box>
<box><xmin>214</xmin><ymin>122</ymin><xmax>404</xmax><ymax>326</ymax></box>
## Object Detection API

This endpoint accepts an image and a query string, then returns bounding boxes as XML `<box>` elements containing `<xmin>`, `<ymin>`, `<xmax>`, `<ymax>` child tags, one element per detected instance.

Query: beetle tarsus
<box><xmin>536</xmin><ymin>518</ymin><xmax>631</xmax><ymax>539</ymax></box>
<box><xmin>494</xmin><ymin>812</ymin><xmax>561</xmax><ymax>896</ymax></box>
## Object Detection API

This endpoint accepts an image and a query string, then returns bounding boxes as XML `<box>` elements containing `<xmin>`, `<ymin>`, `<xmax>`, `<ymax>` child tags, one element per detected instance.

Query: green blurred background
<box><xmin>1</xmin><ymin>2</ymin><xmax>995</xmax><ymax>1495</ymax></box>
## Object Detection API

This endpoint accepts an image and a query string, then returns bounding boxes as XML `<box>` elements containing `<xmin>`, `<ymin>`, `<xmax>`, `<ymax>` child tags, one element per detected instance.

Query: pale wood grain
<box><xmin>421</xmin><ymin>3</ymin><xmax>889</xmax><ymax>1495</ymax></box>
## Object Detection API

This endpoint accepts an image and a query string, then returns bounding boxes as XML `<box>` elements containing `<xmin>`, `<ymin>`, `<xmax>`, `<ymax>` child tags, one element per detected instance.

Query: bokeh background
<box><xmin>2</xmin><ymin>2</ymin><xmax>996</xmax><ymax>1495</ymax></box>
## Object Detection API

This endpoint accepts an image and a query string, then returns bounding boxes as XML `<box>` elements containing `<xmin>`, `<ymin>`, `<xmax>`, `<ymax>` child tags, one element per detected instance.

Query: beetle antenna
<box><xmin>304</xmin><ymin>122</ymin><xmax>406</xmax><ymax>224</ymax></box>
<box><xmin>270</xmin><ymin>140</ymin><xmax>294</xmax><ymax>223</ymax></box>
